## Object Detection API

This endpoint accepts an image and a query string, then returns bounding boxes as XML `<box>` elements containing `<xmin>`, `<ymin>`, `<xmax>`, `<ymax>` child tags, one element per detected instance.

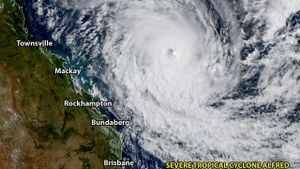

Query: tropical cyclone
<box><xmin>101</xmin><ymin>0</ymin><xmax>241</xmax><ymax>161</ymax></box>
<box><xmin>27</xmin><ymin>0</ymin><xmax>300</xmax><ymax>167</ymax></box>
<box><xmin>100</xmin><ymin>0</ymin><xmax>300</xmax><ymax>162</ymax></box>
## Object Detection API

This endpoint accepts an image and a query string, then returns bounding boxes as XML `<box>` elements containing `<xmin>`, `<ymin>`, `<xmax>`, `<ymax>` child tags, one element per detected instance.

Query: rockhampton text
<box><xmin>165</xmin><ymin>161</ymin><xmax>291</xmax><ymax>169</ymax></box>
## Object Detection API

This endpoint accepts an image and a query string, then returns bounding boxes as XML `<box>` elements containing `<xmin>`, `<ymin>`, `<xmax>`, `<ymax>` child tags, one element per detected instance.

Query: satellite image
<box><xmin>0</xmin><ymin>0</ymin><xmax>299</xmax><ymax>169</ymax></box>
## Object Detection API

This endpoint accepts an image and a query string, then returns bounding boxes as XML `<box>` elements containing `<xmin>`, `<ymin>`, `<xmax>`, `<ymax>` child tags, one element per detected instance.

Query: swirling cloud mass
<box><xmin>28</xmin><ymin>0</ymin><xmax>300</xmax><ymax>167</ymax></box>
<box><xmin>102</xmin><ymin>0</ymin><xmax>242</xmax><ymax>161</ymax></box>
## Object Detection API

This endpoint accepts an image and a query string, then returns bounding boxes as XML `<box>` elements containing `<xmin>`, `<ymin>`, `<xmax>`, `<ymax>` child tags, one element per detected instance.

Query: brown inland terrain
<box><xmin>0</xmin><ymin>0</ymin><xmax>121</xmax><ymax>169</ymax></box>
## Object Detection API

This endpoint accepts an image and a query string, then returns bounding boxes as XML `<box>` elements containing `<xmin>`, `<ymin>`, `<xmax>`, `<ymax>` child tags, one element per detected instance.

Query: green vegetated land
<box><xmin>0</xmin><ymin>0</ymin><xmax>121</xmax><ymax>168</ymax></box>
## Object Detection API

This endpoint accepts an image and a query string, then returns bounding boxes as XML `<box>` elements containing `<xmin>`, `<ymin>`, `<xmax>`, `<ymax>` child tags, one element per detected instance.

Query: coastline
<box><xmin>0</xmin><ymin>0</ymin><xmax>122</xmax><ymax>168</ymax></box>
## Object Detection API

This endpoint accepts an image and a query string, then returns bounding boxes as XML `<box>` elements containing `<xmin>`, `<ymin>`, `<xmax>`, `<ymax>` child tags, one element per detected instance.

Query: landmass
<box><xmin>0</xmin><ymin>0</ymin><xmax>121</xmax><ymax>168</ymax></box>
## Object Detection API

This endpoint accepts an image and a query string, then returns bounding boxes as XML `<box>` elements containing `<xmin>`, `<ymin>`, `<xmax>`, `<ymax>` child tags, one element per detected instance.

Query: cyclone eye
<box><xmin>167</xmin><ymin>48</ymin><xmax>174</xmax><ymax>56</ymax></box>
<box><xmin>166</xmin><ymin>48</ymin><xmax>178</xmax><ymax>58</ymax></box>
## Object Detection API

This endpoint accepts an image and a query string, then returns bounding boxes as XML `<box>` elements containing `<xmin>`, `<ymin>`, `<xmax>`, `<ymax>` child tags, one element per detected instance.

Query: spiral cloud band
<box><xmin>102</xmin><ymin>0</ymin><xmax>241</xmax><ymax>160</ymax></box>
<box><xmin>28</xmin><ymin>0</ymin><xmax>300</xmax><ymax>166</ymax></box>
<box><xmin>103</xmin><ymin>0</ymin><xmax>239</xmax><ymax>109</ymax></box>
